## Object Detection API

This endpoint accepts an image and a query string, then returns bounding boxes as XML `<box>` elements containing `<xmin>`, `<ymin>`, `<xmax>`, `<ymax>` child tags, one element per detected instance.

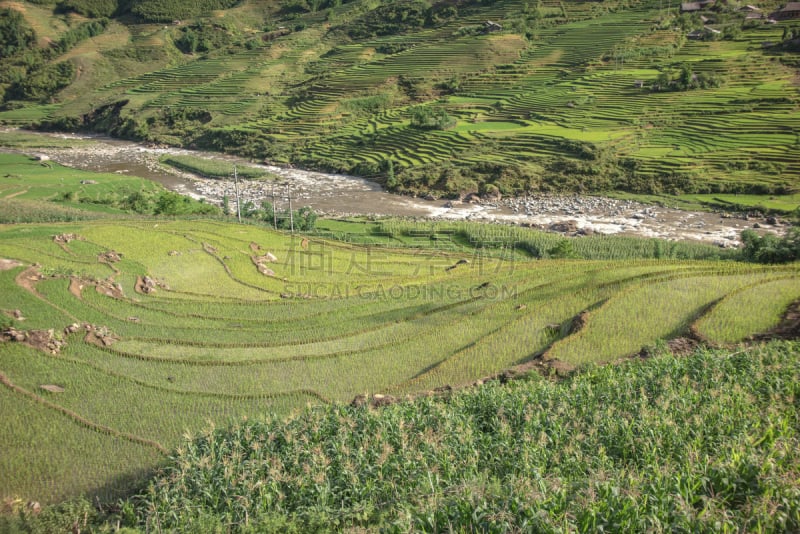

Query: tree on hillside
<box><xmin>0</xmin><ymin>9</ymin><xmax>36</xmax><ymax>57</ymax></box>
<box><xmin>385</xmin><ymin>159</ymin><xmax>398</xmax><ymax>189</ymax></box>
<box><xmin>408</xmin><ymin>105</ymin><xmax>455</xmax><ymax>130</ymax></box>
<box><xmin>740</xmin><ymin>228</ymin><xmax>800</xmax><ymax>264</ymax></box>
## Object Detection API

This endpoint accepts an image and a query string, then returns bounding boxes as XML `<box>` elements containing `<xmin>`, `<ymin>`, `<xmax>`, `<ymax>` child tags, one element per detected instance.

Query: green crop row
<box><xmin>1</xmin><ymin>218</ymin><xmax>797</xmax><ymax>508</ymax></box>
<box><xmin>130</xmin><ymin>341</ymin><xmax>800</xmax><ymax>532</ymax></box>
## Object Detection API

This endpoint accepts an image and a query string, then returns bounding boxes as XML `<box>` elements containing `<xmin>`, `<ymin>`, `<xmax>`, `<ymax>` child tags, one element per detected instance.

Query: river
<box><xmin>2</xmin><ymin>130</ymin><xmax>776</xmax><ymax>245</ymax></box>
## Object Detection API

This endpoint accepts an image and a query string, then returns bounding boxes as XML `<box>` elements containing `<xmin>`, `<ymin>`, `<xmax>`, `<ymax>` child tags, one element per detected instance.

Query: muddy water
<box><xmin>2</xmin><ymin>131</ymin><xmax>780</xmax><ymax>245</ymax></box>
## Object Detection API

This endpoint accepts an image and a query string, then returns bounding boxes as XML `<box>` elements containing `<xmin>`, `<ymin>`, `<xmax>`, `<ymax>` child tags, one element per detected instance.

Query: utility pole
<box><xmin>233</xmin><ymin>164</ymin><xmax>242</xmax><ymax>223</ymax></box>
<box><xmin>271</xmin><ymin>182</ymin><xmax>277</xmax><ymax>229</ymax></box>
<box><xmin>286</xmin><ymin>182</ymin><xmax>294</xmax><ymax>233</ymax></box>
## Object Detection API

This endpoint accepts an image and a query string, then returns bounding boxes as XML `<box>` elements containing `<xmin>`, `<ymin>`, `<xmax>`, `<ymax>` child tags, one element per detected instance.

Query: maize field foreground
<box><xmin>0</xmin><ymin>218</ymin><xmax>798</xmax><ymax>506</ymax></box>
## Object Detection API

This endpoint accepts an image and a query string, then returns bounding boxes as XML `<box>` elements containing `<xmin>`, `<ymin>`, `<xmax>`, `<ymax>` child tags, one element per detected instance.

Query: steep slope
<box><xmin>1</xmin><ymin>0</ymin><xmax>798</xmax><ymax>204</ymax></box>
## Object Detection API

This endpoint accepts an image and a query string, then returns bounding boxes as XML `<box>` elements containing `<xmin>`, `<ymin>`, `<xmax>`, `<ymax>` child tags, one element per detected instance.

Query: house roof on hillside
<box><xmin>770</xmin><ymin>2</ymin><xmax>800</xmax><ymax>19</ymax></box>
<box><xmin>739</xmin><ymin>4</ymin><xmax>761</xmax><ymax>11</ymax></box>
<box><xmin>687</xmin><ymin>26</ymin><xmax>720</xmax><ymax>39</ymax></box>
<box><xmin>682</xmin><ymin>2</ymin><xmax>703</xmax><ymax>11</ymax></box>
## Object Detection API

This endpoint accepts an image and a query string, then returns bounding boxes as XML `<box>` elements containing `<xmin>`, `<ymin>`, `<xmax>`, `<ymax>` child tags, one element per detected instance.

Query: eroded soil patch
<box><xmin>0</xmin><ymin>258</ymin><xmax>22</xmax><ymax>271</ymax></box>
<box><xmin>1</xmin><ymin>327</ymin><xmax>66</xmax><ymax>354</ymax></box>
<box><xmin>755</xmin><ymin>300</ymin><xmax>800</xmax><ymax>341</ymax></box>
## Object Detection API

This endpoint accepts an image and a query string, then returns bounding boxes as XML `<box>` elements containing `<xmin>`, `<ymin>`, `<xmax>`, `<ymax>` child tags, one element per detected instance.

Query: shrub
<box><xmin>740</xmin><ymin>228</ymin><xmax>800</xmax><ymax>264</ymax></box>
<box><xmin>174</xmin><ymin>23</ymin><xmax>235</xmax><ymax>54</ymax></box>
<box><xmin>408</xmin><ymin>104</ymin><xmax>455</xmax><ymax>130</ymax></box>
<box><xmin>130</xmin><ymin>0</ymin><xmax>241</xmax><ymax>23</ymax></box>
<box><xmin>60</xmin><ymin>0</ymin><xmax>118</xmax><ymax>18</ymax></box>
<box><xmin>47</xmin><ymin>19</ymin><xmax>109</xmax><ymax>56</ymax></box>
<box><xmin>343</xmin><ymin>1</ymin><xmax>430</xmax><ymax>39</ymax></box>
<box><xmin>10</xmin><ymin>61</ymin><xmax>75</xmax><ymax>101</ymax></box>
<box><xmin>0</xmin><ymin>8</ymin><xmax>36</xmax><ymax>57</ymax></box>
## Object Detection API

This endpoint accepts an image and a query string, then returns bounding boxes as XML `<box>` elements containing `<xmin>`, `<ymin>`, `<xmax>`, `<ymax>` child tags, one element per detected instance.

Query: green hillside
<box><xmin>1</xmin><ymin>0</ymin><xmax>799</xmax><ymax>208</ymax></box>
<box><xmin>2</xmin><ymin>1</ymin><xmax>800</xmax><ymax>530</ymax></box>
<box><xmin>0</xmin><ymin>208</ymin><xmax>798</xmax><ymax>506</ymax></box>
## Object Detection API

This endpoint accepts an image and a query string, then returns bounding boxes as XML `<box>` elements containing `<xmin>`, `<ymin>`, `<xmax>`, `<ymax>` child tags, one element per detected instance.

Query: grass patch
<box><xmin>159</xmin><ymin>155</ymin><xmax>276</xmax><ymax>180</ymax></box>
<box><xmin>0</xmin><ymin>217</ymin><xmax>797</xmax><ymax>507</ymax></box>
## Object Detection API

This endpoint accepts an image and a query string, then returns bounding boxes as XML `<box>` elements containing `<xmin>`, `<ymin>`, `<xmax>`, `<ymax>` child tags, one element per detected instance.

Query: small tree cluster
<box><xmin>652</xmin><ymin>63</ymin><xmax>722</xmax><ymax>92</ymax></box>
<box><xmin>242</xmin><ymin>200</ymin><xmax>318</xmax><ymax>231</ymax></box>
<box><xmin>120</xmin><ymin>190</ymin><xmax>219</xmax><ymax>216</ymax></box>
<box><xmin>740</xmin><ymin>228</ymin><xmax>799</xmax><ymax>264</ymax></box>
<box><xmin>408</xmin><ymin>105</ymin><xmax>455</xmax><ymax>130</ymax></box>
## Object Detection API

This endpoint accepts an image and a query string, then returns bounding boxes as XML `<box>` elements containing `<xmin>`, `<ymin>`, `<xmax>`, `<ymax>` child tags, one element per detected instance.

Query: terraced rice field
<box><xmin>3</xmin><ymin>0</ymin><xmax>794</xmax><ymax>200</ymax></box>
<box><xmin>1</xmin><ymin>219</ymin><xmax>798</xmax><ymax>503</ymax></box>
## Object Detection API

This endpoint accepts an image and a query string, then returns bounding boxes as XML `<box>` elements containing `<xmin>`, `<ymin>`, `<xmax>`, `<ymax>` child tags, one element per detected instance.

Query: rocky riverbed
<box><xmin>2</xmin><ymin>131</ymin><xmax>787</xmax><ymax>246</ymax></box>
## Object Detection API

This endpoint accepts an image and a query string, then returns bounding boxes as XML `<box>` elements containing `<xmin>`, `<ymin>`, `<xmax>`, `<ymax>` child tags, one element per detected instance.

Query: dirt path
<box><xmin>0</xmin><ymin>258</ymin><xmax>22</xmax><ymax>271</ymax></box>
<box><xmin>68</xmin><ymin>277</ymin><xmax>84</xmax><ymax>299</ymax></box>
<box><xmin>2</xmin><ymin>189</ymin><xmax>28</xmax><ymax>200</ymax></box>
<box><xmin>14</xmin><ymin>265</ymin><xmax>41</xmax><ymax>293</ymax></box>
<box><xmin>14</xmin><ymin>266</ymin><xmax>81</xmax><ymax>322</ymax></box>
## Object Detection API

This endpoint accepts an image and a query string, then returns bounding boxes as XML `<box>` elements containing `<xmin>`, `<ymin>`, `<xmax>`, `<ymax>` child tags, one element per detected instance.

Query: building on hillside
<box><xmin>484</xmin><ymin>20</ymin><xmax>503</xmax><ymax>32</ymax></box>
<box><xmin>745</xmin><ymin>12</ymin><xmax>764</xmax><ymax>20</ymax></box>
<box><xmin>771</xmin><ymin>2</ymin><xmax>800</xmax><ymax>20</ymax></box>
<box><xmin>687</xmin><ymin>26</ymin><xmax>721</xmax><ymax>39</ymax></box>
<box><xmin>739</xmin><ymin>4</ymin><xmax>761</xmax><ymax>12</ymax></box>
<box><xmin>681</xmin><ymin>0</ymin><xmax>715</xmax><ymax>12</ymax></box>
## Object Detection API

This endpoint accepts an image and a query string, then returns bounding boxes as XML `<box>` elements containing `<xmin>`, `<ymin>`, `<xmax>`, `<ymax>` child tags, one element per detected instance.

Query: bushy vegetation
<box><xmin>127</xmin><ymin>189</ymin><xmax>221</xmax><ymax>215</ymax></box>
<box><xmin>8</xmin><ymin>61</ymin><xmax>76</xmax><ymax>102</ymax></box>
<box><xmin>245</xmin><ymin>200</ymin><xmax>318</xmax><ymax>230</ymax></box>
<box><xmin>339</xmin><ymin>1</ymin><xmax>435</xmax><ymax>39</ymax></box>
<box><xmin>130</xmin><ymin>0</ymin><xmax>242</xmax><ymax>22</ymax></box>
<box><xmin>0</xmin><ymin>9</ymin><xmax>36</xmax><ymax>57</ymax></box>
<box><xmin>0</xmin><ymin>153</ymin><xmax>219</xmax><ymax>217</ymax></box>
<box><xmin>339</xmin><ymin>93</ymin><xmax>394</xmax><ymax>116</ymax></box>
<box><xmin>0</xmin><ymin>16</ymin><xmax>107</xmax><ymax>105</ymax></box>
<box><xmin>174</xmin><ymin>22</ymin><xmax>236</xmax><ymax>54</ymax></box>
<box><xmin>408</xmin><ymin>104</ymin><xmax>455</xmax><ymax>130</ymax></box>
<box><xmin>280</xmin><ymin>0</ymin><xmax>356</xmax><ymax>15</ymax></box>
<box><xmin>49</xmin><ymin>19</ymin><xmax>110</xmax><ymax>56</ymax></box>
<box><xmin>652</xmin><ymin>63</ymin><xmax>723</xmax><ymax>92</ymax></box>
<box><xmin>741</xmin><ymin>227</ymin><xmax>800</xmax><ymax>264</ymax></box>
<box><xmin>60</xmin><ymin>0</ymin><xmax>119</xmax><ymax>18</ymax></box>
